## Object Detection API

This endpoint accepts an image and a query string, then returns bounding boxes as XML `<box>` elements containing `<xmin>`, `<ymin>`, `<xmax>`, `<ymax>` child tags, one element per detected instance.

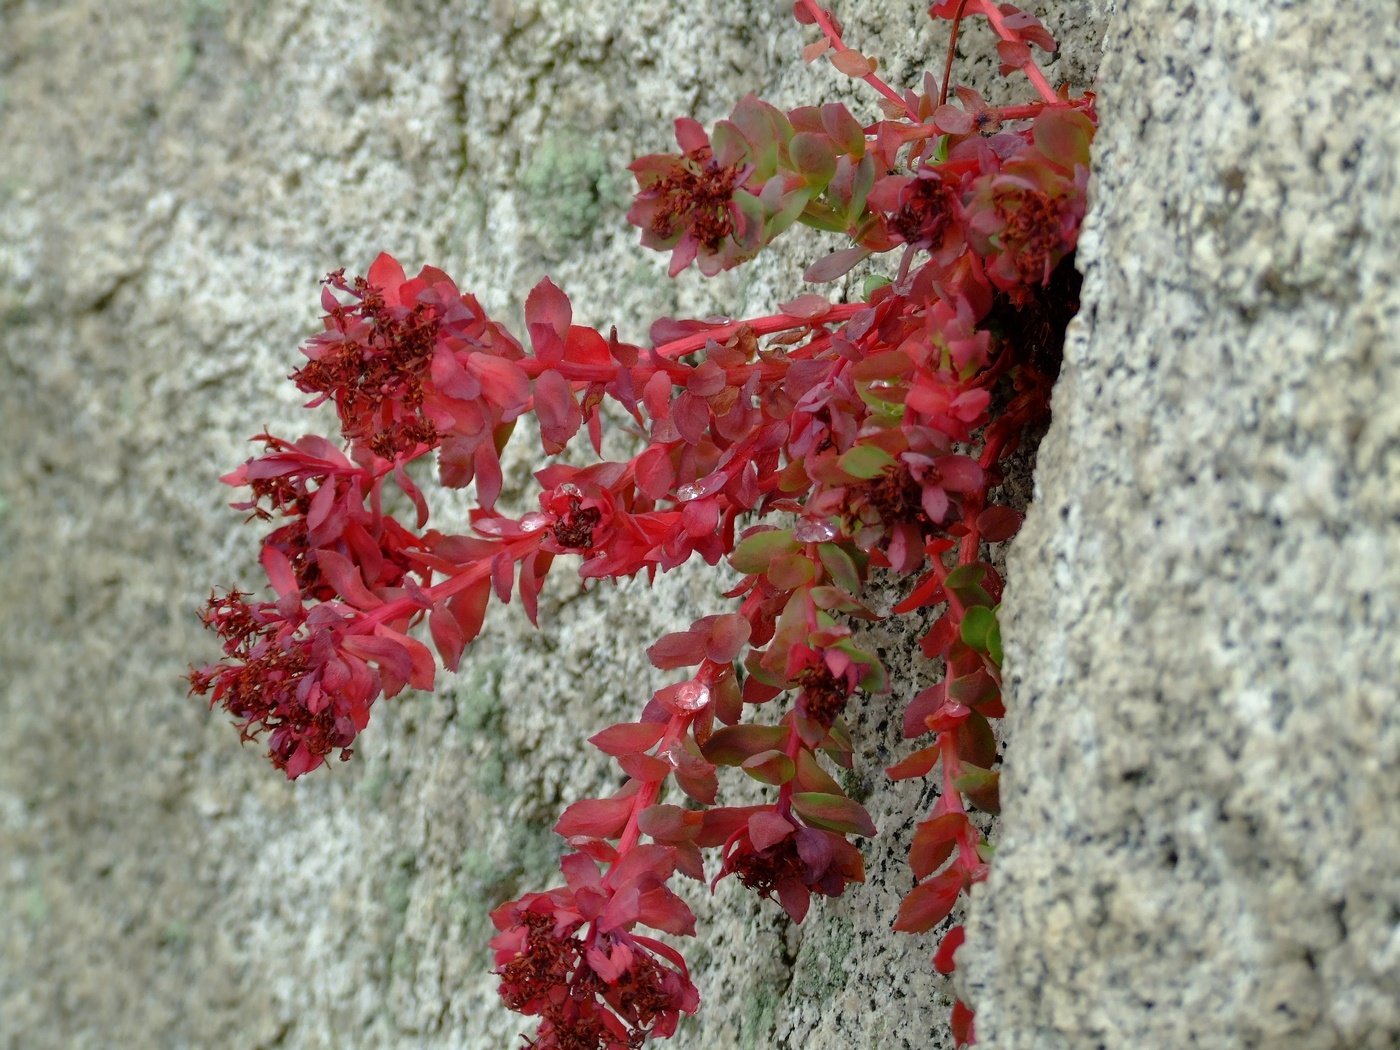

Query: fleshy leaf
<box><xmin>791</xmin><ymin>792</ymin><xmax>876</xmax><ymax>837</ymax></box>
<box><xmin>893</xmin><ymin>867</ymin><xmax>964</xmax><ymax>933</ymax></box>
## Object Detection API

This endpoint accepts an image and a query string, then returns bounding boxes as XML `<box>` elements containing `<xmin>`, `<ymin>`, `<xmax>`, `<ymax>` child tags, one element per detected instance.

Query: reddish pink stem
<box><xmin>798</xmin><ymin>0</ymin><xmax>920</xmax><ymax>120</ymax></box>
<box><xmin>974</xmin><ymin>0</ymin><xmax>1059</xmax><ymax>105</ymax></box>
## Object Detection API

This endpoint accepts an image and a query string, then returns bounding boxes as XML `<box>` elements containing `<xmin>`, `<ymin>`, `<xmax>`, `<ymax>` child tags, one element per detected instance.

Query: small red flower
<box><xmin>628</xmin><ymin>118</ymin><xmax>763</xmax><ymax>277</ymax></box>
<box><xmin>716</xmin><ymin>822</ymin><xmax>865</xmax><ymax>924</ymax></box>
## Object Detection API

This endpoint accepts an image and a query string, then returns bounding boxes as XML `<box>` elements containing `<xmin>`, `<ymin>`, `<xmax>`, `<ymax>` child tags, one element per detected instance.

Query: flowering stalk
<box><xmin>193</xmin><ymin>3</ymin><xmax>1094</xmax><ymax>1046</ymax></box>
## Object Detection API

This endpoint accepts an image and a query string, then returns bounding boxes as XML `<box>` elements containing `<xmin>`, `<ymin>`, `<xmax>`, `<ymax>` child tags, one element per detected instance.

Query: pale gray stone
<box><xmin>961</xmin><ymin>3</ymin><xmax>1400</xmax><ymax>1049</ymax></box>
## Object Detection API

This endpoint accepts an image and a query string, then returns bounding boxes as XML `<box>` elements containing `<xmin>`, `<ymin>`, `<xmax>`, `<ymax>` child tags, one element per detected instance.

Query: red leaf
<box><xmin>638</xmin><ymin>804</ymin><xmax>702</xmax><ymax>843</ymax></box>
<box><xmin>316</xmin><ymin>549</ymin><xmax>383</xmax><ymax>610</ymax></box>
<box><xmin>701</xmin><ymin>724</ymin><xmax>790</xmax><ymax>766</ymax></box>
<box><xmin>933</xmin><ymin>925</ymin><xmax>966</xmax><ymax>975</ymax></box>
<box><xmin>429</xmin><ymin>602</ymin><xmax>467</xmax><ymax>672</ymax></box>
<box><xmin>996</xmin><ymin>39</ymin><xmax>1032</xmax><ymax>72</ymax></box>
<box><xmin>555</xmin><ymin>795</ymin><xmax>633</xmax><ymax>840</ymax></box>
<box><xmin>791</xmin><ymin>792</ymin><xmax>876</xmax><ymax>837</ymax></box>
<box><xmin>975</xmin><ymin>505</ymin><xmax>1023</xmax><ymax>543</ymax></box>
<box><xmin>473</xmin><ymin>442</ymin><xmax>504</xmax><ymax>511</ymax></box>
<box><xmin>379</xmin><ymin>626</ymin><xmax>435</xmax><ymax>691</ymax></box>
<box><xmin>447</xmin><ymin>576</ymin><xmax>491</xmax><ymax>645</ymax></box>
<box><xmin>260</xmin><ymin>544</ymin><xmax>299</xmax><ymax>601</ymax></box>
<box><xmin>634</xmin><ymin>444</ymin><xmax>675</xmax><ymax>501</ymax></box>
<box><xmin>366</xmin><ymin>252</ymin><xmax>406</xmax><ymax>301</ymax></box>
<box><xmin>951</xmin><ymin>999</ymin><xmax>975</xmax><ymax>1046</ymax></box>
<box><xmin>341</xmin><ymin>634</ymin><xmax>412</xmax><ymax>697</ymax></box>
<box><xmin>892</xmin><ymin>569</ymin><xmax>945</xmax><ymax>615</ymax></box>
<box><xmin>829</xmin><ymin>48</ymin><xmax>876</xmax><ymax>78</ymax></box>
<box><xmin>647</xmin><ymin>631</ymin><xmax>708</xmax><ymax>670</ymax></box>
<box><xmin>748</xmin><ymin>810</ymin><xmax>795</xmax><ymax>851</ymax></box>
<box><xmin>518</xmin><ymin>550</ymin><xmax>550</xmax><ymax>628</ymax></box>
<box><xmin>932</xmin><ymin>104</ymin><xmax>974</xmax><ymax>135</ymax></box>
<box><xmin>636</xmin><ymin>886</ymin><xmax>697</xmax><ymax>936</ymax></box>
<box><xmin>893</xmin><ymin>867</ymin><xmax>964</xmax><ymax>933</ymax></box>
<box><xmin>589</xmin><ymin>722</ymin><xmax>667</xmax><ymax>756</ymax></box>
<box><xmin>672</xmin><ymin>390</ymin><xmax>710</xmax><ymax>446</ymax></box>
<box><xmin>695</xmin><ymin>805</ymin><xmax>768</xmax><ymax>848</ymax></box>
<box><xmin>886</xmin><ymin>745</ymin><xmax>939</xmax><ymax>781</ymax></box>
<box><xmin>618</xmin><ymin>752</ymin><xmax>672</xmax><ymax>782</ymax></box>
<box><xmin>909</xmin><ymin>813</ymin><xmax>967</xmax><ymax>879</ymax></box>
<box><xmin>393</xmin><ymin>463</ymin><xmax>430</xmax><ymax>529</ymax></box>
<box><xmin>466</xmin><ymin>354</ymin><xmax>531</xmax><ymax>419</ymax></box>
<box><xmin>705</xmin><ymin>613</ymin><xmax>751</xmax><ymax>664</ymax></box>
<box><xmin>534</xmin><ymin>368</ymin><xmax>582</xmax><ymax>454</ymax></box>
<box><xmin>803</xmin><ymin>245</ymin><xmax>871</xmax><ymax>283</ymax></box>
<box><xmin>525</xmin><ymin>277</ymin><xmax>571</xmax><ymax>365</ymax></box>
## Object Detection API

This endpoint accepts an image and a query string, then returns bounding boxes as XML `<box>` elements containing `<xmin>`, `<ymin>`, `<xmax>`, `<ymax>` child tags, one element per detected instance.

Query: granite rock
<box><xmin>961</xmin><ymin>3</ymin><xmax>1400</xmax><ymax>1048</ymax></box>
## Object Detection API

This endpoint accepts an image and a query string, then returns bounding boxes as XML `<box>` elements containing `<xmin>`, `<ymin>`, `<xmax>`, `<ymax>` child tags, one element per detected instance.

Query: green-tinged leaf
<box><xmin>818</xmin><ymin>543</ymin><xmax>863</xmax><ymax>595</ymax></box>
<box><xmin>822</xmin><ymin>717</ymin><xmax>855</xmax><ymax>766</ymax></box>
<box><xmin>767</xmin><ymin>185</ymin><xmax>814</xmax><ymax>240</ymax></box>
<box><xmin>742</xmin><ymin>749</ymin><xmax>796</xmax><ymax>785</ymax></box>
<box><xmin>943</xmin><ymin>564</ymin><xmax>985</xmax><ymax>589</ymax></box>
<box><xmin>791</xmin><ymin>792</ymin><xmax>877</xmax><ymax>837</ymax></box>
<box><xmin>959</xmin><ymin>605</ymin><xmax>998</xmax><ymax>653</ymax></box>
<box><xmin>893</xmin><ymin>868</ymin><xmax>964</xmax><ymax>933</ymax></box>
<box><xmin>810</xmin><ymin>586</ymin><xmax>878</xmax><ymax>617</ymax></box>
<box><xmin>987</xmin><ymin>620</ymin><xmax>1003</xmax><ymax>665</ymax></box>
<box><xmin>852</xmin><ymin>649</ymin><xmax>889</xmax><ymax>693</ymax></box>
<box><xmin>710</xmin><ymin>119</ymin><xmax>753</xmax><ymax>170</ymax></box>
<box><xmin>798</xmin><ymin>199</ymin><xmax>851</xmax><ymax>233</ymax></box>
<box><xmin>743</xmin><ymin>648</ymin><xmax>786</xmax><ymax>688</ymax></box>
<box><xmin>729</xmin><ymin>528</ymin><xmax>797</xmax><ymax>575</ymax></box>
<box><xmin>1033</xmin><ymin>106</ymin><xmax>1095</xmax><ymax>171</ymax></box>
<box><xmin>838</xmin><ymin>444</ymin><xmax>897</xmax><ymax>480</ymax></box>
<box><xmin>954</xmin><ymin>711</ymin><xmax>997</xmax><ymax>769</ymax></box>
<box><xmin>862</xmin><ymin>274</ymin><xmax>892</xmax><ymax>300</ymax></box>
<box><xmin>701</xmin><ymin>724</ymin><xmax>790</xmax><ymax>766</ymax></box>
<box><xmin>948</xmin><ymin>670</ymin><xmax>1000</xmax><ymax>711</ymax></box>
<box><xmin>794</xmin><ymin>748</ymin><xmax>843</xmax><ymax>794</ymax></box>
<box><xmin>845</xmin><ymin>153</ymin><xmax>876</xmax><ymax>222</ymax></box>
<box><xmin>767</xmin><ymin>551</ymin><xmax>816</xmax><ymax>590</ymax></box>
<box><xmin>821</xmin><ymin>102</ymin><xmax>865</xmax><ymax>157</ymax></box>
<box><xmin>790</xmin><ymin>132</ymin><xmax>837</xmax><ymax>189</ymax></box>
<box><xmin>730</xmin><ymin>94</ymin><xmax>791</xmax><ymax>181</ymax></box>
<box><xmin>951</xmin><ymin>765</ymin><xmax>1000</xmax><ymax>814</ymax></box>
<box><xmin>851</xmin><ymin>349</ymin><xmax>913</xmax><ymax>381</ymax></box>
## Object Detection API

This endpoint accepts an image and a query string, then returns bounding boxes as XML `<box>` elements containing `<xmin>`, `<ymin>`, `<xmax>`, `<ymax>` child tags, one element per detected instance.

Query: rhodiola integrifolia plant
<box><xmin>190</xmin><ymin>1</ymin><xmax>1095</xmax><ymax>1045</ymax></box>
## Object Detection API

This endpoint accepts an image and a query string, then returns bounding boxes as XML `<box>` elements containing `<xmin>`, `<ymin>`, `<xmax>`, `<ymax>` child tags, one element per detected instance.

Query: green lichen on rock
<box><xmin>519</xmin><ymin>136</ymin><xmax>622</xmax><ymax>249</ymax></box>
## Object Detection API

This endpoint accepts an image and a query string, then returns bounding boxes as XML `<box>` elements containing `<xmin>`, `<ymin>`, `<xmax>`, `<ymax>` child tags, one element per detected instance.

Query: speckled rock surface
<box><xmin>960</xmin><ymin>2</ymin><xmax>1400</xmax><ymax>1048</ymax></box>
<box><xmin>0</xmin><ymin>3</ymin><xmax>1108</xmax><ymax>1049</ymax></box>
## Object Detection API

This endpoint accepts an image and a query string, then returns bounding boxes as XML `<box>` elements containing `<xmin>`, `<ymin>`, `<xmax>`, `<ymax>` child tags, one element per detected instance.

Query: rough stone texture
<box><xmin>961</xmin><ymin>2</ymin><xmax>1400</xmax><ymax>1049</ymax></box>
<box><xmin>0</xmin><ymin>3</ymin><xmax>1107</xmax><ymax>1050</ymax></box>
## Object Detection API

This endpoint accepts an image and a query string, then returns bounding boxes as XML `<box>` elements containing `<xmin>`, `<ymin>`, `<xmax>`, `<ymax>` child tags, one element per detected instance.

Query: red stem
<box><xmin>974</xmin><ymin>0</ymin><xmax>1059</xmax><ymax>105</ymax></box>
<box><xmin>611</xmin><ymin>706</ymin><xmax>697</xmax><ymax>865</ymax></box>
<box><xmin>938</xmin><ymin>0</ymin><xmax>970</xmax><ymax>108</ymax></box>
<box><xmin>798</xmin><ymin>0</ymin><xmax>920</xmax><ymax>120</ymax></box>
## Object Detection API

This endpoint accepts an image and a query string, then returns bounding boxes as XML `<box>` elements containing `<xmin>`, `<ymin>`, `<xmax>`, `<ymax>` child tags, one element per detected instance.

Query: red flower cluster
<box><xmin>298</xmin><ymin>254</ymin><xmax>530</xmax><ymax>504</ymax></box>
<box><xmin>491</xmin><ymin>849</ymin><xmax>699</xmax><ymax>1050</ymax></box>
<box><xmin>188</xmin><ymin>582</ymin><xmax>382</xmax><ymax>778</ymax></box>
